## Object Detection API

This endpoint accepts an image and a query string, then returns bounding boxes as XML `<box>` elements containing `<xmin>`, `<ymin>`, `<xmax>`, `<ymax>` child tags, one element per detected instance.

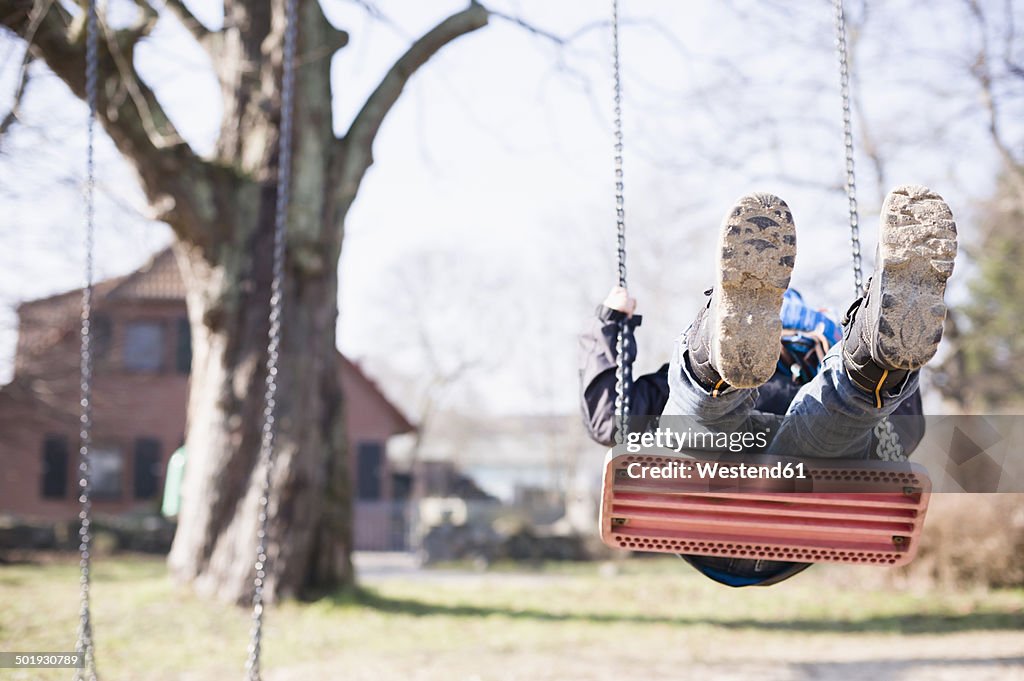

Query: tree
<box><xmin>936</xmin><ymin>174</ymin><xmax>1024</xmax><ymax>410</ymax></box>
<box><xmin>930</xmin><ymin>0</ymin><xmax>1024</xmax><ymax>411</ymax></box>
<box><xmin>0</xmin><ymin>0</ymin><xmax>490</xmax><ymax>603</ymax></box>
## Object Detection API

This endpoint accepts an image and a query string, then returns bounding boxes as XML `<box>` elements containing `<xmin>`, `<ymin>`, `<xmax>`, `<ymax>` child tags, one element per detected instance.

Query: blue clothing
<box><xmin>689</xmin><ymin>561</ymin><xmax>771</xmax><ymax>587</ymax></box>
<box><xmin>778</xmin><ymin>288</ymin><xmax>843</xmax><ymax>385</ymax></box>
<box><xmin>780</xmin><ymin>288</ymin><xmax>842</xmax><ymax>344</ymax></box>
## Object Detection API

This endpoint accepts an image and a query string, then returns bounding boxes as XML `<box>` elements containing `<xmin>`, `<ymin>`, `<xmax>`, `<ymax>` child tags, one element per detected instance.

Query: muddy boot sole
<box><xmin>868</xmin><ymin>184</ymin><xmax>958</xmax><ymax>370</ymax></box>
<box><xmin>711</xmin><ymin>193</ymin><xmax>796</xmax><ymax>388</ymax></box>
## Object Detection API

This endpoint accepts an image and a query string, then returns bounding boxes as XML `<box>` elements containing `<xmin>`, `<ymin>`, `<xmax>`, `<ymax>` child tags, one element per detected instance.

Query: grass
<box><xmin>1</xmin><ymin>554</ymin><xmax>1022</xmax><ymax>680</ymax></box>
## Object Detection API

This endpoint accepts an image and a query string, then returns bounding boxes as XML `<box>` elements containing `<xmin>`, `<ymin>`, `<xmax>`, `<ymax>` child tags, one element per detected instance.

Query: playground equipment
<box><xmin>599</xmin><ymin>450</ymin><xmax>931</xmax><ymax>565</ymax></box>
<box><xmin>73</xmin><ymin>0</ymin><xmax>298</xmax><ymax>678</ymax></box>
<box><xmin>598</xmin><ymin>0</ymin><xmax>932</xmax><ymax>562</ymax></box>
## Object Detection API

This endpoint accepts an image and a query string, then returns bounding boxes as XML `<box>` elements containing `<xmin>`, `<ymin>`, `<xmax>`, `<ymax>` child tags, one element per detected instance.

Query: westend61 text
<box><xmin>626</xmin><ymin>460</ymin><xmax>809</xmax><ymax>480</ymax></box>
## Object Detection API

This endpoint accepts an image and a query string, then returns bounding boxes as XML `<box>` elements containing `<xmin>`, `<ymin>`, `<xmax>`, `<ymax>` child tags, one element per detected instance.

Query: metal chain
<box><xmin>611</xmin><ymin>0</ymin><xmax>632</xmax><ymax>445</ymax></box>
<box><xmin>75</xmin><ymin>1</ymin><xmax>100</xmax><ymax>679</ymax></box>
<box><xmin>833</xmin><ymin>0</ymin><xmax>902</xmax><ymax>460</ymax></box>
<box><xmin>873</xmin><ymin>417</ymin><xmax>906</xmax><ymax>462</ymax></box>
<box><xmin>832</xmin><ymin>0</ymin><xmax>863</xmax><ymax>298</ymax></box>
<box><xmin>246</xmin><ymin>0</ymin><xmax>298</xmax><ymax>678</ymax></box>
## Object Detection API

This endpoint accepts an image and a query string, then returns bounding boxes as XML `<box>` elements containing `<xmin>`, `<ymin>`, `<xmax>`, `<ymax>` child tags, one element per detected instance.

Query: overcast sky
<box><xmin>1</xmin><ymin>0</ymin><xmax>1020</xmax><ymax>416</ymax></box>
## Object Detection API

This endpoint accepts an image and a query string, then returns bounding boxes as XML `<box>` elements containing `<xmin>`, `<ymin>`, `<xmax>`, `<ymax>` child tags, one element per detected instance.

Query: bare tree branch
<box><xmin>962</xmin><ymin>0</ymin><xmax>1024</xmax><ymax>200</ymax></box>
<box><xmin>162</xmin><ymin>0</ymin><xmax>214</xmax><ymax>47</ymax></box>
<box><xmin>1000</xmin><ymin>0</ymin><xmax>1024</xmax><ymax>82</ymax></box>
<box><xmin>345</xmin><ymin>0</ymin><xmax>409</xmax><ymax>38</ymax></box>
<box><xmin>329</xmin><ymin>4</ymin><xmax>700</xmax><ymax>228</ymax></box>
<box><xmin>99</xmin><ymin>3</ymin><xmax>185</xmax><ymax>149</ymax></box>
<box><xmin>0</xmin><ymin>58</ymin><xmax>31</xmax><ymax>143</ymax></box>
<box><xmin>0</xmin><ymin>0</ymin><xmax>223</xmax><ymax>249</ymax></box>
<box><xmin>334</xmin><ymin>2</ymin><xmax>489</xmax><ymax>217</ymax></box>
<box><xmin>487</xmin><ymin>8</ymin><xmax>566</xmax><ymax>45</ymax></box>
<box><xmin>0</xmin><ymin>0</ymin><xmax>49</xmax><ymax>147</ymax></box>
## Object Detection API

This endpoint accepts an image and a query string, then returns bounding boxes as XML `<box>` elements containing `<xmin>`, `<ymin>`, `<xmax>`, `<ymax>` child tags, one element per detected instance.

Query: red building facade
<box><xmin>0</xmin><ymin>250</ymin><xmax>413</xmax><ymax>535</ymax></box>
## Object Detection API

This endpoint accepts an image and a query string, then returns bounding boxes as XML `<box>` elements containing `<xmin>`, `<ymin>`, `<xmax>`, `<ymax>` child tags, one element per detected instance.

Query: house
<box><xmin>0</xmin><ymin>249</ymin><xmax>414</xmax><ymax>550</ymax></box>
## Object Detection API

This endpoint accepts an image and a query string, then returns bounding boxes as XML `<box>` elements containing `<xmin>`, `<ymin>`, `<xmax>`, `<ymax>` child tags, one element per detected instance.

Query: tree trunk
<box><xmin>1</xmin><ymin>0</ymin><xmax>489</xmax><ymax>605</ymax></box>
<box><xmin>168</xmin><ymin>204</ymin><xmax>352</xmax><ymax>604</ymax></box>
<box><xmin>164</xmin><ymin>0</ymin><xmax>356</xmax><ymax>605</ymax></box>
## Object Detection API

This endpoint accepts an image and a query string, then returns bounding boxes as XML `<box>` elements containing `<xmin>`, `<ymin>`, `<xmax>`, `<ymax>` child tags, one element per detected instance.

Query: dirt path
<box><xmin>312</xmin><ymin>553</ymin><xmax>1024</xmax><ymax>681</ymax></box>
<box><xmin>270</xmin><ymin>634</ymin><xmax>1024</xmax><ymax>681</ymax></box>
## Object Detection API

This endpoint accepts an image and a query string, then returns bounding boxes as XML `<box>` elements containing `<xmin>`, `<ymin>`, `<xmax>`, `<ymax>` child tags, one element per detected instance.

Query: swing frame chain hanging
<box><xmin>832</xmin><ymin>0</ymin><xmax>863</xmax><ymax>297</ymax></box>
<box><xmin>833</xmin><ymin>0</ymin><xmax>903</xmax><ymax>461</ymax></box>
<box><xmin>75</xmin><ymin>0</ymin><xmax>100</xmax><ymax>679</ymax></box>
<box><xmin>611</xmin><ymin>0</ymin><xmax>632</xmax><ymax>445</ymax></box>
<box><xmin>246</xmin><ymin>0</ymin><xmax>299</xmax><ymax>678</ymax></box>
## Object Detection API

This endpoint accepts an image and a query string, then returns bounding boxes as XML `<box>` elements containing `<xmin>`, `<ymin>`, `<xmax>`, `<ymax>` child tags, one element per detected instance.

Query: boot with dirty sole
<box><xmin>709</xmin><ymin>192</ymin><xmax>797</xmax><ymax>389</ymax></box>
<box><xmin>843</xmin><ymin>184</ymin><xmax>958</xmax><ymax>401</ymax></box>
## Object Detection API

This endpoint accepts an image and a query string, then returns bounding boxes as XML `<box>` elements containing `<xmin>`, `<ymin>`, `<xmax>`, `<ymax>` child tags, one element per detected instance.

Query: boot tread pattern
<box><xmin>713</xmin><ymin>193</ymin><xmax>797</xmax><ymax>388</ymax></box>
<box><xmin>872</xmin><ymin>184</ymin><xmax>958</xmax><ymax>369</ymax></box>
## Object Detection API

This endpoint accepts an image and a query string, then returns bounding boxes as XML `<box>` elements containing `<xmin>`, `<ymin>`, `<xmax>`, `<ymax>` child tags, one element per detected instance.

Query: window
<box><xmin>356</xmin><ymin>442</ymin><xmax>384</xmax><ymax>501</ymax></box>
<box><xmin>91</xmin><ymin>447</ymin><xmax>123</xmax><ymax>500</ymax></box>
<box><xmin>133</xmin><ymin>438</ymin><xmax>162</xmax><ymax>500</ymax></box>
<box><xmin>175</xmin><ymin>317</ymin><xmax>192</xmax><ymax>374</ymax></box>
<box><xmin>391</xmin><ymin>472</ymin><xmax>412</xmax><ymax>501</ymax></box>
<box><xmin>123</xmin><ymin>321</ymin><xmax>164</xmax><ymax>372</ymax></box>
<box><xmin>93</xmin><ymin>314</ymin><xmax>112</xmax><ymax>360</ymax></box>
<box><xmin>40</xmin><ymin>435</ymin><xmax>69</xmax><ymax>499</ymax></box>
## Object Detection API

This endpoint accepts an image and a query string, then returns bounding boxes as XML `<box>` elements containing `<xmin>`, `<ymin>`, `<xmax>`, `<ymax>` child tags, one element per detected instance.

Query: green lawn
<box><xmin>1</xmin><ymin>554</ymin><xmax>1022</xmax><ymax>680</ymax></box>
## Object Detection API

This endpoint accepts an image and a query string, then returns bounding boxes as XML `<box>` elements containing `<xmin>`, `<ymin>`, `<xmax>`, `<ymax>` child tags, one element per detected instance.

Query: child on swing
<box><xmin>578</xmin><ymin>185</ymin><xmax>957</xmax><ymax>586</ymax></box>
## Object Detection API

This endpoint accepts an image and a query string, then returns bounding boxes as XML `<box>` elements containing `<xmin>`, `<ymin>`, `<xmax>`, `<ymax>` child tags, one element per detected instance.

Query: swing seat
<box><xmin>599</xmin><ymin>448</ymin><xmax>931</xmax><ymax>566</ymax></box>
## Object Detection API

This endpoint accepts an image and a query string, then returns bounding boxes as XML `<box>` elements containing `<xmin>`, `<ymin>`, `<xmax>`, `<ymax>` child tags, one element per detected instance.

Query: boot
<box><xmin>687</xmin><ymin>192</ymin><xmax>796</xmax><ymax>392</ymax></box>
<box><xmin>843</xmin><ymin>184</ymin><xmax>958</xmax><ymax>407</ymax></box>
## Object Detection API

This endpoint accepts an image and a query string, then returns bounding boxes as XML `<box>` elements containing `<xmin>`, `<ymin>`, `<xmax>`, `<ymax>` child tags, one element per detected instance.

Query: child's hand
<box><xmin>603</xmin><ymin>286</ymin><xmax>637</xmax><ymax>316</ymax></box>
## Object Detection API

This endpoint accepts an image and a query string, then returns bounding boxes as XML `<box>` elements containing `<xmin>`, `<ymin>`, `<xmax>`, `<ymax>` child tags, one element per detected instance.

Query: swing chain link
<box><xmin>832</xmin><ymin>0</ymin><xmax>863</xmax><ymax>298</ymax></box>
<box><xmin>611</xmin><ymin>0</ymin><xmax>632</xmax><ymax>445</ymax></box>
<box><xmin>75</xmin><ymin>1</ymin><xmax>100</xmax><ymax>679</ymax></box>
<box><xmin>833</xmin><ymin>0</ymin><xmax>903</xmax><ymax>461</ymax></box>
<box><xmin>246</xmin><ymin>0</ymin><xmax>299</xmax><ymax>678</ymax></box>
<box><xmin>872</xmin><ymin>418</ymin><xmax>906</xmax><ymax>462</ymax></box>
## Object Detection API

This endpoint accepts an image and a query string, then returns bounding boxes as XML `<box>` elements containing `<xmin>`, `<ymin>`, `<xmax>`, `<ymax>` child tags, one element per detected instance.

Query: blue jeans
<box><xmin>662</xmin><ymin>332</ymin><xmax>919</xmax><ymax>459</ymax></box>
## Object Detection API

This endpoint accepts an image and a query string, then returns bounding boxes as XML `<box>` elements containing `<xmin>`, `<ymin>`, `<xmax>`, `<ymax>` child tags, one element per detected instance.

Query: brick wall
<box><xmin>0</xmin><ymin>264</ymin><xmax>413</xmax><ymax>525</ymax></box>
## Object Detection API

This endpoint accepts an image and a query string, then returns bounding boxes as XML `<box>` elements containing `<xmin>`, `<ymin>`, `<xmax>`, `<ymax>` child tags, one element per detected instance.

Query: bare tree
<box><xmin>962</xmin><ymin>0</ymin><xmax>1024</xmax><ymax>200</ymax></box>
<box><xmin>358</xmin><ymin>247</ymin><xmax>514</xmax><ymax>470</ymax></box>
<box><xmin>0</xmin><ymin>0</ymin><xmax>491</xmax><ymax>603</ymax></box>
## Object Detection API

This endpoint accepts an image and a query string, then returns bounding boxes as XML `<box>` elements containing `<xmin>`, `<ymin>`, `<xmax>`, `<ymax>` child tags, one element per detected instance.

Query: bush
<box><xmin>898</xmin><ymin>493</ymin><xmax>1024</xmax><ymax>589</ymax></box>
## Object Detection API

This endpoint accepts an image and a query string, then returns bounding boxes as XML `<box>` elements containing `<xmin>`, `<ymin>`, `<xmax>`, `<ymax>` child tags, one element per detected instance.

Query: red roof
<box><xmin>340</xmin><ymin>355</ymin><xmax>416</xmax><ymax>435</ymax></box>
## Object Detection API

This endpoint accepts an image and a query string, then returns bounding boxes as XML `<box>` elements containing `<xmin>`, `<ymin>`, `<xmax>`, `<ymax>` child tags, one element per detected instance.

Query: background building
<box><xmin>0</xmin><ymin>250</ymin><xmax>415</xmax><ymax>549</ymax></box>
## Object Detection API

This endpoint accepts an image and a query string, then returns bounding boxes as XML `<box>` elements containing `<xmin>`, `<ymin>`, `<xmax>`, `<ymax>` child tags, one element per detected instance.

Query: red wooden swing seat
<box><xmin>599</xmin><ymin>449</ymin><xmax>931</xmax><ymax>566</ymax></box>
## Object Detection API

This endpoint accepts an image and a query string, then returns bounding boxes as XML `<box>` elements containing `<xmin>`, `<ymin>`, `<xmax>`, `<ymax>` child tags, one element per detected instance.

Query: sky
<box><xmin>0</xmin><ymin>0</ymin><xmax>1020</xmax><ymax>419</ymax></box>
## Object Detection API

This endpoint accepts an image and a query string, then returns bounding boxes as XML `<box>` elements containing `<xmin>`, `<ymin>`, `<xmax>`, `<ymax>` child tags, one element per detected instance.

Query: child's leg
<box><xmin>662</xmin><ymin>330</ymin><xmax>777</xmax><ymax>437</ymax></box>
<box><xmin>768</xmin><ymin>184</ymin><xmax>956</xmax><ymax>459</ymax></box>
<box><xmin>661</xmin><ymin>192</ymin><xmax>796</xmax><ymax>441</ymax></box>
<box><xmin>765</xmin><ymin>344</ymin><xmax>919</xmax><ymax>459</ymax></box>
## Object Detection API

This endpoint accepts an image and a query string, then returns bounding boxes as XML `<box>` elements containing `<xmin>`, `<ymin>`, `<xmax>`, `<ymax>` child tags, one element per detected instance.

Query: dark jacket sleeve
<box><xmin>578</xmin><ymin>306</ymin><xmax>670</xmax><ymax>447</ymax></box>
